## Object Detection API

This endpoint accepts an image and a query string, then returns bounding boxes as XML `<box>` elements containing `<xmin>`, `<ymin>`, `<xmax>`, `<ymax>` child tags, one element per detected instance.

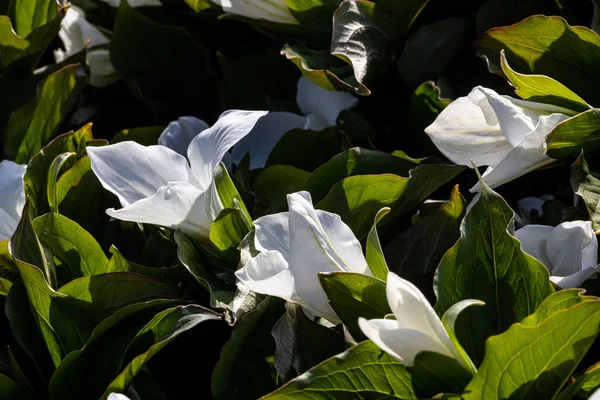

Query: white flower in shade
<box><xmin>234</xmin><ymin>191</ymin><xmax>371</xmax><ymax>323</ymax></box>
<box><xmin>358</xmin><ymin>272</ymin><xmax>475</xmax><ymax>371</ymax></box>
<box><xmin>0</xmin><ymin>161</ymin><xmax>27</xmax><ymax>241</ymax></box>
<box><xmin>100</xmin><ymin>0</ymin><xmax>161</xmax><ymax>8</ymax></box>
<box><xmin>425</xmin><ymin>86</ymin><xmax>576</xmax><ymax>192</ymax></box>
<box><xmin>210</xmin><ymin>0</ymin><xmax>297</xmax><ymax>24</ymax></box>
<box><xmin>516</xmin><ymin>221</ymin><xmax>599</xmax><ymax>288</ymax></box>
<box><xmin>514</xmin><ymin>194</ymin><xmax>554</xmax><ymax>227</ymax></box>
<box><xmin>107</xmin><ymin>394</ymin><xmax>130</xmax><ymax>400</ymax></box>
<box><xmin>54</xmin><ymin>7</ymin><xmax>120</xmax><ymax>87</ymax></box>
<box><xmin>87</xmin><ymin>110</ymin><xmax>267</xmax><ymax>241</ymax></box>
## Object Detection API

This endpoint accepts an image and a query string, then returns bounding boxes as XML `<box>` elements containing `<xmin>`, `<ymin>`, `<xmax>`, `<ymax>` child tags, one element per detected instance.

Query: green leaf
<box><xmin>410</xmin><ymin>352</ymin><xmax>472</xmax><ymax>398</ymax></box>
<box><xmin>8</xmin><ymin>0</ymin><xmax>57</xmax><ymax>37</ymax></box>
<box><xmin>570</xmin><ymin>152</ymin><xmax>600</xmax><ymax>231</ymax></box>
<box><xmin>441</xmin><ymin>299</ymin><xmax>483</xmax><ymax>375</ymax></box>
<box><xmin>557</xmin><ymin>362</ymin><xmax>600</xmax><ymax>400</ymax></box>
<box><xmin>546</xmin><ymin>109</ymin><xmax>600</xmax><ymax>159</ymax></box>
<box><xmin>55</xmin><ymin>156</ymin><xmax>92</xmax><ymax>206</ymax></box>
<box><xmin>0</xmin><ymin>374</ymin><xmax>33</xmax><ymax>400</ymax></box>
<box><xmin>397</xmin><ymin>17</ymin><xmax>470</xmax><ymax>88</ymax></box>
<box><xmin>366</xmin><ymin>207</ymin><xmax>390</xmax><ymax>281</ymax></box>
<box><xmin>375</xmin><ymin>0</ymin><xmax>428</xmax><ymax>34</ymax></box>
<box><xmin>253</xmin><ymin>165</ymin><xmax>310</xmax><ymax>216</ymax></box>
<box><xmin>110</xmin><ymin>125</ymin><xmax>166</xmax><ymax>145</ymax></box>
<box><xmin>463</xmin><ymin>290</ymin><xmax>600</xmax><ymax>399</ymax></box>
<box><xmin>434</xmin><ymin>179</ymin><xmax>554</xmax><ymax>365</ymax></box>
<box><xmin>262</xmin><ymin>340</ymin><xmax>417</xmax><ymax>399</ymax></box>
<box><xmin>478</xmin><ymin>15</ymin><xmax>600</xmax><ymax>105</ymax></box>
<box><xmin>33</xmin><ymin>212</ymin><xmax>109</xmax><ymax>278</ymax></box>
<box><xmin>318</xmin><ymin>272</ymin><xmax>389</xmax><ymax>340</ymax></box>
<box><xmin>272</xmin><ymin>303</ymin><xmax>344</xmax><ymax>383</ymax></box>
<box><xmin>46</xmin><ymin>152</ymin><xmax>76</xmax><ymax>214</ymax></box>
<box><xmin>4</xmin><ymin>64</ymin><xmax>88</xmax><ymax>164</ymax></box>
<box><xmin>285</xmin><ymin>0</ymin><xmax>339</xmax><ymax>28</ymax></box>
<box><xmin>499</xmin><ymin>50</ymin><xmax>590</xmax><ymax>112</ymax></box>
<box><xmin>212</xmin><ymin>297</ymin><xmax>284</xmax><ymax>400</ymax></box>
<box><xmin>210</xmin><ymin>205</ymin><xmax>251</xmax><ymax>258</ymax></box>
<box><xmin>106</xmin><ymin>246</ymin><xmax>184</xmax><ymax>285</ymax></box>
<box><xmin>101</xmin><ymin>304</ymin><xmax>222</xmax><ymax>399</ymax></box>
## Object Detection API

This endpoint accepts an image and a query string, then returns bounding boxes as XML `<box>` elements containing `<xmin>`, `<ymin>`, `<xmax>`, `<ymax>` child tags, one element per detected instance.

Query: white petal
<box><xmin>517</xmin><ymin>195</ymin><xmax>554</xmax><ymax>224</ymax></box>
<box><xmin>550</xmin><ymin>265</ymin><xmax>600</xmax><ymax>289</ymax></box>
<box><xmin>590</xmin><ymin>387</ymin><xmax>600</xmax><ymax>400</ymax></box>
<box><xmin>87</xmin><ymin>142</ymin><xmax>193</xmax><ymax>207</ymax></box>
<box><xmin>0</xmin><ymin>161</ymin><xmax>26</xmax><ymax>240</ymax></box>
<box><xmin>158</xmin><ymin>117</ymin><xmax>209</xmax><ymax>157</ymax></box>
<box><xmin>187</xmin><ymin>110</ymin><xmax>268</xmax><ymax>189</ymax></box>
<box><xmin>108</xmin><ymin>394</ymin><xmax>130</xmax><ymax>400</ymax></box>
<box><xmin>514</xmin><ymin>225</ymin><xmax>554</xmax><ymax>268</ymax></box>
<box><xmin>87</xmin><ymin>49</ymin><xmax>119</xmax><ymax>87</ymax></box>
<box><xmin>296</xmin><ymin>77</ymin><xmax>358</xmax><ymax>126</ymax></box>
<box><xmin>546</xmin><ymin>221</ymin><xmax>598</xmax><ymax>277</ymax></box>
<box><xmin>217</xmin><ymin>0</ymin><xmax>298</xmax><ymax>24</ymax></box>
<box><xmin>56</xmin><ymin>8</ymin><xmax>109</xmax><ymax>61</ymax></box>
<box><xmin>253</xmin><ymin>212</ymin><xmax>291</xmax><ymax>259</ymax></box>
<box><xmin>358</xmin><ymin>318</ymin><xmax>454</xmax><ymax>366</ymax></box>
<box><xmin>470</xmin><ymin>113</ymin><xmax>568</xmax><ymax>191</ymax></box>
<box><xmin>230</xmin><ymin>112</ymin><xmax>307</xmax><ymax>169</ymax></box>
<box><xmin>235</xmin><ymin>250</ymin><xmax>300</xmax><ymax>302</ymax></box>
<box><xmin>425</xmin><ymin>96</ymin><xmax>513</xmax><ymax>168</ymax></box>
<box><xmin>106</xmin><ymin>182</ymin><xmax>216</xmax><ymax>240</ymax></box>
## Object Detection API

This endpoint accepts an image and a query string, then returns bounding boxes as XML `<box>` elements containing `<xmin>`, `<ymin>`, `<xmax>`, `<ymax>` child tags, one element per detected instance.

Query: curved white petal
<box><xmin>55</xmin><ymin>7</ymin><xmax>109</xmax><ymax>62</ymax></box>
<box><xmin>105</xmin><ymin>182</ymin><xmax>215</xmax><ymax>239</ymax></box>
<box><xmin>187</xmin><ymin>110</ymin><xmax>267</xmax><ymax>189</ymax></box>
<box><xmin>235</xmin><ymin>250</ymin><xmax>300</xmax><ymax>302</ymax></box>
<box><xmin>546</xmin><ymin>221</ymin><xmax>598</xmax><ymax>277</ymax></box>
<box><xmin>218</xmin><ymin>0</ymin><xmax>298</xmax><ymax>24</ymax></box>
<box><xmin>424</xmin><ymin>96</ymin><xmax>513</xmax><ymax>168</ymax></box>
<box><xmin>86</xmin><ymin>49</ymin><xmax>119</xmax><ymax>87</ymax></box>
<box><xmin>87</xmin><ymin>142</ymin><xmax>193</xmax><ymax>207</ymax></box>
<box><xmin>108</xmin><ymin>394</ymin><xmax>130</xmax><ymax>400</ymax></box>
<box><xmin>517</xmin><ymin>195</ymin><xmax>554</xmax><ymax>225</ymax></box>
<box><xmin>0</xmin><ymin>161</ymin><xmax>26</xmax><ymax>240</ymax></box>
<box><xmin>514</xmin><ymin>225</ymin><xmax>554</xmax><ymax>268</ymax></box>
<box><xmin>296</xmin><ymin>77</ymin><xmax>358</xmax><ymax>126</ymax></box>
<box><xmin>358</xmin><ymin>318</ymin><xmax>454</xmax><ymax>366</ymax></box>
<box><xmin>590</xmin><ymin>387</ymin><xmax>600</xmax><ymax>400</ymax></box>
<box><xmin>230</xmin><ymin>111</ymin><xmax>306</xmax><ymax>169</ymax></box>
<box><xmin>550</xmin><ymin>265</ymin><xmax>600</xmax><ymax>289</ymax></box>
<box><xmin>253</xmin><ymin>212</ymin><xmax>291</xmax><ymax>259</ymax></box>
<box><xmin>470</xmin><ymin>113</ymin><xmax>568</xmax><ymax>192</ymax></box>
<box><xmin>158</xmin><ymin>116</ymin><xmax>209</xmax><ymax>157</ymax></box>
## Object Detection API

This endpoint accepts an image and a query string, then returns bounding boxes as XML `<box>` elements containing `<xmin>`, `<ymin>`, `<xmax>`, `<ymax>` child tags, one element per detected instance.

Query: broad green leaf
<box><xmin>385</xmin><ymin>185</ymin><xmax>465</xmax><ymax>299</ymax></box>
<box><xmin>499</xmin><ymin>50</ymin><xmax>590</xmax><ymax>112</ymax></box>
<box><xmin>570</xmin><ymin>152</ymin><xmax>600</xmax><ymax>231</ymax></box>
<box><xmin>210</xmin><ymin>206</ymin><xmax>251</xmax><ymax>258</ymax></box>
<box><xmin>434</xmin><ymin>179</ymin><xmax>554</xmax><ymax>365</ymax></box>
<box><xmin>557</xmin><ymin>362</ymin><xmax>600</xmax><ymax>400</ymax></box>
<box><xmin>55</xmin><ymin>156</ymin><xmax>92</xmax><ymax>206</ymax></box>
<box><xmin>463</xmin><ymin>290</ymin><xmax>600</xmax><ymax>399</ymax></box>
<box><xmin>0</xmin><ymin>241</ymin><xmax>17</xmax><ymax>295</ymax></box>
<box><xmin>253</xmin><ymin>165</ymin><xmax>309</xmax><ymax>216</ymax></box>
<box><xmin>301</xmin><ymin>147</ymin><xmax>418</xmax><ymax>204</ymax></box>
<box><xmin>410</xmin><ymin>352</ymin><xmax>472</xmax><ymax>397</ymax></box>
<box><xmin>318</xmin><ymin>272</ymin><xmax>389</xmax><ymax>340</ymax></box>
<box><xmin>4</xmin><ymin>64</ymin><xmax>88</xmax><ymax>164</ymax></box>
<box><xmin>478</xmin><ymin>15</ymin><xmax>600</xmax><ymax>105</ymax></box>
<box><xmin>105</xmin><ymin>246</ymin><xmax>184</xmax><ymax>285</ymax></box>
<box><xmin>214</xmin><ymin>162</ymin><xmax>252</xmax><ymax>219</ymax></box>
<box><xmin>365</xmin><ymin>207</ymin><xmax>390</xmax><ymax>281</ymax></box>
<box><xmin>410</xmin><ymin>81</ymin><xmax>451</xmax><ymax>116</ymax></box>
<box><xmin>0</xmin><ymin>373</ymin><xmax>33</xmax><ymax>400</ymax></box>
<box><xmin>110</xmin><ymin>125</ymin><xmax>166</xmax><ymax>145</ymax></box>
<box><xmin>440</xmin><ymin>299</ymin><xmax>483</xmax><ymax>375</ymax></box>
<box><xmin>546</xmin><ymin>109</ymin><xmax>600</xmax><ymax>159</ymax></box>
<box><xmin>285</xmin><ymin>0</ymin><xmax>338</xmax><ymax>28</ymax></box>
<box><xmin>24</xmin><ymin>124</ymin><xmax>104</xmax><ymax>217</ymax></box>
<box><xmin>212</xmin><ymin>297</ymin><xmax>284</xmax><ymax>400</ymax></box>
<box><xmin>46</xmin><ymin>152</ymin><xmax>75</xmax><ymax>214</ymax></box>
<box><xmin>375</xmin><ymin>0</ymin><xmax>428</xmax><ymax>34</ymax></box>
<box><xmin>397</xmin><ymin>17</ymin><xmax>470</xmax><ymax>88</ymax></box>
<box><xmin>101</xmin><ymin>304</ymin><xmax>222</xmax><ymax>399</ymax></box>
<box><xmin>330</xmin><ymin>0</ymin><xmax>397</xmax><ymax>90</ymax></box>
<box><xmin>33</xmin><ymin>212</ymin><xmax>108</xmax><ymax>278</ymax></box>
<box><xmin>8</xmin><ymin>0</ymin><xmax>57</xmax><ymax>37</ymax></box>
<box><xmin>262</xmin><ymin>340</ymin><xmax>417</xmax><ymax>399</ymax></box>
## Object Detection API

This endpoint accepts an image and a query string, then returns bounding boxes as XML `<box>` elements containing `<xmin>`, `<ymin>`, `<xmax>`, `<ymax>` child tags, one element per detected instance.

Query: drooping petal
<box><xmin>55</xmin><ymin>7</ymin><xmax>109</xmax><ymax>63</ymax></box>
<box><xmin>230</xmin><ymin>111</ymin><xmax>307</xmax><ymax>169</ymax></box>
<box><xmin>253</xmin><ymin>212</ymin><xmax>291</xmax><ymax>259</ymax></box>
<box><xmin>86</xmin><ymin>49</ymin><xmax>119</xmax><ymax>87</ymax></box>
<box><xmin>0</xmin><ymin>160</ymin><xmax>26</xmax><ymax>240</ymax></box>
<box><xmin>158</xmin><ymin>116</ymin><xmax>209</xmax><ymax>157</ymax></box>
<box><xmin>235</xmin><ymin>250</ymin><xmax>300</xmax><ymax>302</ymax></box>
<box><xmin>296</xmin><ymin>77</ymin><xmax>358</xmax><ymax>126</ymax></box>
<box><xmin>546</xmin><ymin>221</ymin><xmax>598</xmax><ymax>277</ymax></box>
<box><xmin>470</xmin><ymin>113</ymin><xmax>569</xmax><ymax>191</ymax></box>
<box><xmin>187</xmin><ymin>110</ymin><xmax>268</xmax><ymax>189</ymax></box>
<box><xmin>216</xmin><ymin>0</ymin><xmax>298</xmax><ymax>25</ymax></box>
<box><xmin>514</xmin><ymin>225</ymin><xmax>554</xmax><ymax>268</ymax></box>
<box><xmin>87</xmin><ymin>142</ymin><xmax>193</xmax><ymax>207</ymax></box>
<box><xmin>425</xmin><ymin>96</ymin><xmax>513</xmax><ymax>169</ymax></box>
<box><xmin>550</xmin><ymin>265</ymin><xmax>600</xmax><ymax>289</ymax></box>
<box><xmin>358</xmin><ymin>318</ymin><xmax>454</xmax><ymax>366</ymax></box>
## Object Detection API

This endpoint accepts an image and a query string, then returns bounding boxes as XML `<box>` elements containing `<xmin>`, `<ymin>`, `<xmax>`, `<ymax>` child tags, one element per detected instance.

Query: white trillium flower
<box><xmin>358</xmin><ymin>272</ymin><xmax>474</xmax><ymax>371</ymax></box>
<box><xmin>0</xmin><ymin>160</ymin><xmax>27</xmax><ymax>241</ymax></box>
<box><xmin>515</xmin><ymin>221</ymin><xmax>600</xmax><ymax>288</ymax></box>
<box><xmin>234</xmin><ymin>191</ymin><xmax>371</xmax><ymax>324</ymax></box>
<box><xmin>107</xmin><ymin>394</ymin><xmax>131</xmax><ymax>400</ymax></box>
<box><xmin>87</xmin><ymin>110</ymin><xmax>267</xmax><ymax>241</ymax></box>
<box><xmin>54</xmin><ymin>7</ymin><xmax>120</xmax><ymax>87</ymax></box>
<box><xmin>425</xmin><ymin>86</ymin><xmax>576</xmax><ymax>192</ymax></box>
<box><xmin>514</xmin><ymin>194</ymin><xmax>554</xmax><ymax>227</ymax></box>
<box><xmin>210</xmin><ymin>0</ymin><xmax>298</xmax><ymax>24</ymax></box>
